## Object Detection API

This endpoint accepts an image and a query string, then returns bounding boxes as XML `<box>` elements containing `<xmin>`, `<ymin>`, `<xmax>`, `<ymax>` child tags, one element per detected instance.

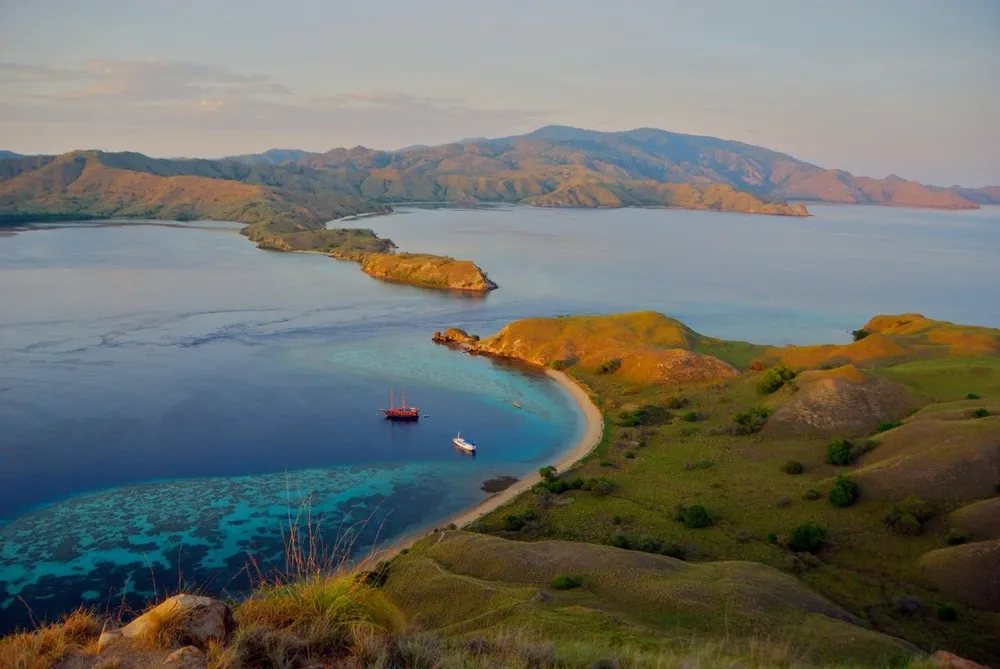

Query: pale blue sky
<box><xmin>1</xmin><ymin>0</ymin><xmax>997</xmax><ymax>185</ymax></box>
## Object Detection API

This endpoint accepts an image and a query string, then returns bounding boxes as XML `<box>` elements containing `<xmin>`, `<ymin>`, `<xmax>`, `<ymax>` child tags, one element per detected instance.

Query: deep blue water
<box><xmin>1</xmin><ymin>205</ymin><xmax>998</xmax><ymax>629</ymax></box>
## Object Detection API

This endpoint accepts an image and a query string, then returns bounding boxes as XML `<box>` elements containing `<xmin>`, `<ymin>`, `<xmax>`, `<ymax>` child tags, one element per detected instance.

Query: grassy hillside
<box><xmin>446</xmin><ymin>311</ymin><xmax>1000</xmax><ymax>665</ymax></box>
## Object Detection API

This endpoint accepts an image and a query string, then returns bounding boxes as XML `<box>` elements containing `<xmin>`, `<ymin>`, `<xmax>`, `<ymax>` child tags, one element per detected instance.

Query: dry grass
<box><xmin>0</xmin><ymin>609</ymin><xmax>99</xmax><ymax>669</ymax></box>
<box><xmin>360</xmin><ymin>253</ymin><xmax>497</xmax><ymax>292</ymax></box>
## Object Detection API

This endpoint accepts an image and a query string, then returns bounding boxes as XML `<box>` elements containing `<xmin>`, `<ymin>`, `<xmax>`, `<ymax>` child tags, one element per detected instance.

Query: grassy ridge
<box><xmin>457</xmin><ymin>311</ymin><xmax>1000</xmax><ymax>664</ymax></box>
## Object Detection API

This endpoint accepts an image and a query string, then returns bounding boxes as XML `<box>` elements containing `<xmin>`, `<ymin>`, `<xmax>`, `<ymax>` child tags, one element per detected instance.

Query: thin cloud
<box><xmin>0</xmin><ymin>60</ymin><xmax>553</xmax><ymax>153</ymax></box>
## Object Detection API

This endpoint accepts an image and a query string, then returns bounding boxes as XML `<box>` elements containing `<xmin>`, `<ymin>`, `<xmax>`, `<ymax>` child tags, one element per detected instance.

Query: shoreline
<box><xmin>366</xmin><ymin>369</ymin><xmax>603</xmax><ymax>563</ymax></box>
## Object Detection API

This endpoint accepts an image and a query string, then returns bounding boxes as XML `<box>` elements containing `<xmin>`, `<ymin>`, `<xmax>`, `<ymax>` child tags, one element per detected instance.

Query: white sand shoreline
<box><xmin>367</xmin><ymin>369</ymin><xmax>604</xmax><ymax>563</ymax></box>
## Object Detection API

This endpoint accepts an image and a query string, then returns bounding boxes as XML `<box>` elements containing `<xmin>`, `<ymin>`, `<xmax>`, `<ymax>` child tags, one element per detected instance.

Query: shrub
<box><xmin>597</xmin><ymin>358</ymin><xmax>621</xmax><ymax>374</ymax></box>
<box><xmin>503</xmin><ymin>509</ymin><xmax>538</xmax><ymax>531</ymax></box>
<box><xmin>549</xmin><ymin>359</ymin><xmax>567</xmax><ymax>370</ymax></box>
<box><xmin>623</xmin><ymin>450</ymin><xmax>636</xmax><ymax>459</ymax></box>
<box><xmin>788</xmin><ymin>522</ymin><xmax>828</xmax><ymax>554</ymax></box>
<box><xmin>550</xmin><ymin>575</ymin><xmax>583</xmax><ymax>590</ymax></box>
<box><xmin>972</xmin><ymin>408</ymin><xmax>990</xmax><ymax>418</ymax></box>
<box><xmin>946</xmin><ymin>528</ymin><xmax>971</xmax><ymax>546</ymax></box>
<box><xmin>584</xmin><ymin>478</ymin><xmax>614</xmax><ymax>496</ymax></box>
<box><xmin>891</xmin><ymin>595</ymin><xmax>922</xmax><ymax>616</ymax></box>
<box><xmin>804</xmin><ymin>489</ymin><xmax>822</xmax><ymax>501</ymax></box>
<box><xmin>882</xmin><ymin>496</ymin><xmax>936</xmax><ymax>535</ymax></box>
<box><xmin>681</xmin><ymin>505</ymin><xmax>713</xmax><ymax>529</ymax></box>
<box><xmin>666</xmin><ymin>396</ymin><xmax>689</xmax><ymax>409</ymax></box>
<box><xmin>937</xmin><ymin>604</ymin><xmax>959</xmax><ymax>622</ymax></box>
<box><xmin>825</xmin><ymin>438</ymin><xmax>876</xmax><ymax>466</ymax></box>
<box><xmin>611</xmin><ymin>515</ymin><xmax>623</xmax><ymax>525</ymax></box>
<box><xmin>877</xmin><ymin>420</ymin><xmax>903</xmax><ymax>432</ymax></box>
<box><xmin>782</xmin><ymin>460</ymin><xmax>804</xmax><ymax>475</ymax></box>
<box><xmin>966</xmin><ymin>393</ymin><xmax>980</xmax><ymax>400</ymax></box>
<box><xmin>758</xmin><ymin>364</ymin><xmax>796</xmax><ymax>394</ymax></box>
<box><xmin>829</xmin><ymin>475</ymin><xmax>860</xmax><ymax>508</ymax></box>
<box><xmin>680</xmin><ymin>411</ymin><xmax>699</xmax><ymax>422</ymax></box>
<box><xmin>730</xmin><ymin>406</ymin><xmax>773</xmax><ymax>435</ymax></box>
<box><xmin>684</xmin><ymin>459</ymin><xmax>713</xmax><ymax>471</ymax></box>
<box><xmin>766</xmin><ymin>532</ymin><xmax>778</xmax><ymax>544</ymax></box>
<box><xmin>609</xmin><ymin>531</ymin><xmax>629</xmax><ymax>549</ymax></box>
<box><xmin>617</xmin><ymin>405</ymin><xmax>672</xmax><ymax>427</ymax></box>
<box><xmin>539</xmin><ymin>465</ymin><xmax>557</xmax><ymax>481</ymax></box>
<box><xmin>852</xmin><ymin>328</ymin><xmax>870</xmax><ymax>341</ymax></box>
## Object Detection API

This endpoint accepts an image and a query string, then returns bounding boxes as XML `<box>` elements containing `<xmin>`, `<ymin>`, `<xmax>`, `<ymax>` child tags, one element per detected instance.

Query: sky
<box><xmin>0</xmin><ymin>0</ymin><xmax>998</xmax><ymax>186</ymax></box>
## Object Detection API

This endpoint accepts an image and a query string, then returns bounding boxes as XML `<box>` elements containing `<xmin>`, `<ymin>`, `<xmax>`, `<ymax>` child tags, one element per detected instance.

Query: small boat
<box><xmin>381</xmin><ymin>388</ymin><xmax>419</xmax><ymax>421</ymax></box>
<box><xmin>512</xmin><ymin>401</ymin><xmax>521</xmax><ymax>409</ymax></box>
<box><xmin>453</xmin><ymin>432</ymin><xmax>476</xmax><ymax>453</ymax></box>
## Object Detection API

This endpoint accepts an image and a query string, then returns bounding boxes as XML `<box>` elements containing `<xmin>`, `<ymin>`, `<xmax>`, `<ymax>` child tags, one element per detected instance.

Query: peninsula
<box><xmin>0</xmin><ymin>150</ymin><xmax>498</xmax><ymax>293</ymax></box>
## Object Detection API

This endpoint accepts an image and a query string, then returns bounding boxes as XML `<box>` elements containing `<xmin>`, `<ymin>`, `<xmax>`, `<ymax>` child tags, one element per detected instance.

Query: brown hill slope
<box><xmin>298</xmin><ymin>125</ymin><xmax>986</xmax><ymax>211</ymax></box>
<box><xmin>763</xmin><ymin>365</ymin><xmax>912</xmax><ymax>438</ymax></box>
<box><xmin>0</xmin><ymin>151</ymin><xmax>386</xmax><ymax>233</ymax></box>
<box><xmin>918</xmin><ymin>540</ymin><xmax>1000</xmax><ymax>611</ymax></box>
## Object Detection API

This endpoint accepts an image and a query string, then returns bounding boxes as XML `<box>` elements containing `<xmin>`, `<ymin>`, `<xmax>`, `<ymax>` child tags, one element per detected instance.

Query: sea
<box><xmin>1</xmin><ymin>204</ymin><xmax>998</xmax><ymax>629</ymax></box>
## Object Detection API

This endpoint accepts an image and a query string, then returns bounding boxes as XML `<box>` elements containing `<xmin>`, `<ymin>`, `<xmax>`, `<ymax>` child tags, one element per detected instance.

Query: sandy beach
<box><xmin>368</xmin><ymin>369</ymin><xmax>604</xmax><ymax>561</ymax></box>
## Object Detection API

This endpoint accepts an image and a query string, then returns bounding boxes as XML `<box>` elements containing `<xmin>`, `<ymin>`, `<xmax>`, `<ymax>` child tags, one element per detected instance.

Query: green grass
<box><xmin>469</xmin><ymin>356</ymin><xmax>1000</xmax><ymax>665</ymax></box>
<box><xmin>875</xmin><ymin>355</ymin><xmax>1000</xmax><ymax>401</ymax></box>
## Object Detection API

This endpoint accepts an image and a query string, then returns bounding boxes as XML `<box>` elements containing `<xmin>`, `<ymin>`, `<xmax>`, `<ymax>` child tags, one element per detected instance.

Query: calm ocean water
<box><xmin>1</xmin><ymin>205</ymin><xmax>998</xmax><ymax>628</ymax></box>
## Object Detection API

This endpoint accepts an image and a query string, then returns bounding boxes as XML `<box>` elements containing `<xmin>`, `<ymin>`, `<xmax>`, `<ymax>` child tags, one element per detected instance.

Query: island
<box><xmin>356</xmin><ymin>252</ymin><xmax>497</xmax><ymax>292</ymax></box>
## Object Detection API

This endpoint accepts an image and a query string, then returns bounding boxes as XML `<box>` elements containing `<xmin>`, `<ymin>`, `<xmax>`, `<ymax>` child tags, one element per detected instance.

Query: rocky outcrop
<box><xmin>432</xmin><ymin>328</ymin><xmax>480</xmax><ymax>345</ymax></box>
<box><xmin>100</xmin><ymin>594</ymin><xmax>234</xmax><ymax>652</ymax></box>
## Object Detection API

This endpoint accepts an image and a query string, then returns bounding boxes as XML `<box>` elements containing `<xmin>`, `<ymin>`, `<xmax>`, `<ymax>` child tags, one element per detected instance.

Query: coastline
<box><xmin>366</xmin><ymin>369</ymin><xmax>603</xmax><ymax>563</ymax></box>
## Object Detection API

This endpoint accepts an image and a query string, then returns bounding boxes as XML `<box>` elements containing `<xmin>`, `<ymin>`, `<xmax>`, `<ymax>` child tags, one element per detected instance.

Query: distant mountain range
<box><xmin>0</xmin><ymin>151</ymin><xmax>24</xmax><ymax>160</ymax></box>
<box><xmin>226</xmin><ymin>125</ymin><xmax>998</xmax><ymax>209</ymax></box>
<box><xmin>1</xmin><ymin>126</ymin><xmax>997</xmax><ymax>236</ymax></box>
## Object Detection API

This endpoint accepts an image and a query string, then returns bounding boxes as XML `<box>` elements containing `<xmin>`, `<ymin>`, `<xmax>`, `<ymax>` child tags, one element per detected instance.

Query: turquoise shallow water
<box><xmin>1</xmin><ymin>205</ymin><xmax>998</xmax><ymax>629</ymax></box>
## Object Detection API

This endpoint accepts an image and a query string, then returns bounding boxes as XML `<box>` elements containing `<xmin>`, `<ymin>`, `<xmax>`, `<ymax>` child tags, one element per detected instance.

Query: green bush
<box><xmin>597</xmin><ymin>358</ymin><xmax>621</xmax><ymax>374</ymax></box>
<box><xmin>617</xmin><ymin>405</ymin><xmax>673</xmax><ymax>427</ymax></box>
<box><xmin>766</xmin><ymin>532</ymin><xmax>778</xmax><ymax>544</ymax></box>
<box><xmin>946</xmin><ymin>528</ymin><xmax>971</xmax><ymax>546</ymax></box>
<box><xmin>666</xmin><ymin>397</ymin><xmax>689</xmax><ymax>409</ymax></box>
<box><xmin>584</xmin><ymin>478</ymin><xmax>614</xmax><ymax>496</ymax></box>
<box><xmin>550</xmin><ymin>575</ymin><xmax>583</xmax><ymax>590</ymax></box>
<box><xmin>966</xmin><ymin>393</ymin><xmax>980</xmax><ymax>400</ymax></box>
<box><xmin>758</xmin><ymin>364</ymin><xmax>797</xmax><ymax>394</ymax></box>
<box><xmin>503</xmin><ymin>508</ymin><xmax>539</xmax><ymax>531</ymax></box>
<box><xmin>730</xmin><ymin>406</ymin><xmax>773</xmax><ymax>435</ymax></box>
<box><xmin>539</xmin><ymin>465</ymin><xmax>557</xmax><ymax>481</ymax></box>
<box><xmin>681</xmin><ymin>504</ymin><xmax>713</xmax><ymax>529</ymax></box>
<box><xmin>549</xmin><ymin>359</ymin><xmax>567</xmax><ymax>370</ymax></box>
<box><xmin>972</xmin><ymin>408</ymin><xmax>990</xmax><ymax>418</ymax></box>
<box><xmin>877</xmin><ymin>420</ymin><xmax>903</xmax><ymax>432</ymax></box>
<box><xmin>825</xmin><ymin>438</ymin><xmax>876</xmax><ymax>466</ymax></box>
<box><xmin>623</xmin><ymin>450</ymin><xmax>636</xmax><ymax>459</ymax></box>
<box><xmin>884</xmin><ymin>497</ymin><xmax>935</xmax><ymax>535</ymax></box>
<box><xmin>937</xmin><ymin>604</ymin><xmax>958</xmax><ymax>621</ymax></box>
<box><xmin>782</xmin><ymin>460</ymin><xmax>804</xmax><ymax>475</ymax></box>
<box><xmin>680</xmin><ymin>411</ymin><xmax>699</xmax><ymax>422</ymax></box>
<box><xmin>829</xmin><ymin>475</ymin><xmax>860</xmax><ymax>508</ymax></box>
<box><xmin>788</xmin><ymin>522</ymin><xmax>828</xmax><ymax>554</ymax></box>
<box><xmin>684</xmin><ymin>459</ymin><xmax>713</xmax><ymax>471</ymax></box>
<box><xmin>852</xmin><ymin>329</ymin><xmax>870</xmax><ymax>341</ymax></box>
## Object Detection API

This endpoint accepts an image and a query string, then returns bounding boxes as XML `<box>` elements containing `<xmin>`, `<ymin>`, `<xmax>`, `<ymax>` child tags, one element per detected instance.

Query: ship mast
<box><xmin>389</xmin><ymin>387</ymin><xmax>394</xmax><ymax>409</ymax></box>
<box><xmin>402</xmin><ymin>389</ymin><xmax>407</xmax><ymax>409</ymax></box>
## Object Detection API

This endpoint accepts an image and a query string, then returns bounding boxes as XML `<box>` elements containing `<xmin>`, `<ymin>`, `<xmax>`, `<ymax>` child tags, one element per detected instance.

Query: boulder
<box><xmin>96</xmin><ymin>628</ymin><xmax>123</xmax><ymax>653</ymax></box>
<box><xmin>932</xmin><ymin>650</ymin><xmax>991</xmax><ymax>669</ymax></box>
<box><xmin>120</xmin><ymin>594</ymin><xmax>234</xmax><ymax>649</ymax></box>
<box><xmin>163</xmin><ymin>645</ymin><xmax>208</xmax><ymax>668</ymax></box>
